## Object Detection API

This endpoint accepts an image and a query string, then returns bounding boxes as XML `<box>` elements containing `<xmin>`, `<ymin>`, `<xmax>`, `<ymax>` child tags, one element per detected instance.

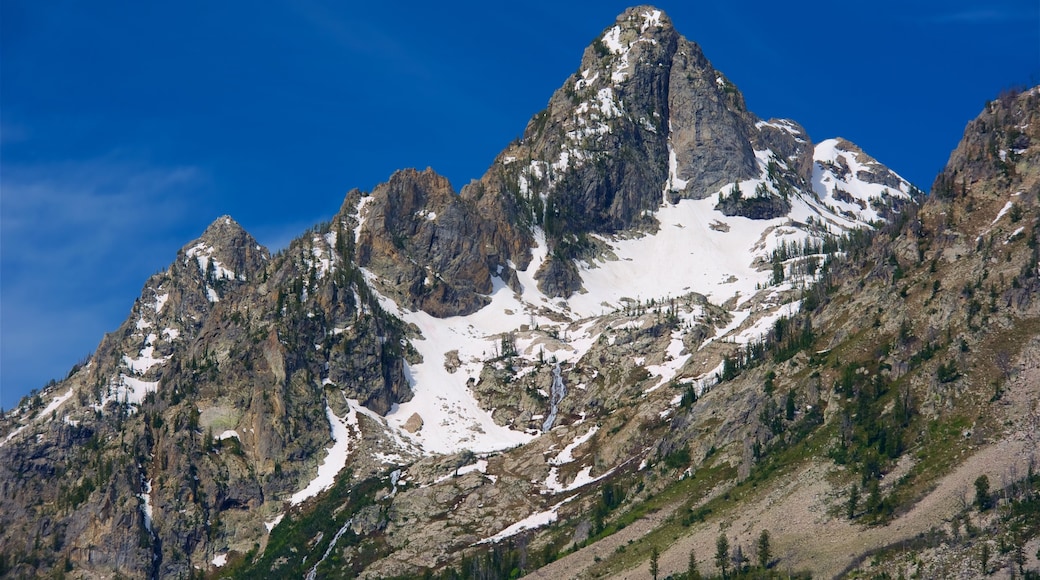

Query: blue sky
<box><xmin>1</xmin><ymin>0</ymin><xmax>1037</xmax><ymax>410</ymax></box>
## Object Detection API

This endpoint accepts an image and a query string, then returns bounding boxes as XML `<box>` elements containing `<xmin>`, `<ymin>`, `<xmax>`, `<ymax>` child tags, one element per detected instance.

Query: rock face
<box><xmin>714</xmin><ymin>186</ymin><xmax>792</xmax><ymax>220</ymax></box>
<box><xmin>933</xmin><ymin>88</ymin><xmax>1039</xmax><ymax>197</ymax></box>
<box><xmin>0</xmin><ymin>210</ymin><xmax>417</xmax><ymax>578</ymax></box>
<box><xmin>355</xmin><ymin>168</ymin><xmax>531</xmax><ymax>317</ymax></box>
<box><xmin>478</xmin><ymin>6</ymin><xmax>822</xmax><ymax>296</ymax></box>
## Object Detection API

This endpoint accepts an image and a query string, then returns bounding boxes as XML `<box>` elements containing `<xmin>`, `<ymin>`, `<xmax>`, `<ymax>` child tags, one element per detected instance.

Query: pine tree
<box><xmin>847</xmin><ymin>484</ymin><xmax>860</xmax><ymax>519</ymax></box>
<box><xmin>649</xmin><ymin>546</ymin><xmax>659</xmax><ymax>580</ymax></box>
<box><xmin>757</xmin><ymin>530</ymin><xmax>771</xmax><ymax>569</ymax></box>
<box><xmin>975</xmin><ymin>474</ymin><xmax>992</xmax><ymax>510</ymax></box>
<box><xmin>715</xmin><ymin>534</ymin><xmax>730</xmax><ymax>579</ymax></box>
<box><xmin>688</xmin><ymin>549</ymin><xmax>700</xmax><ymax>580</ymax></box>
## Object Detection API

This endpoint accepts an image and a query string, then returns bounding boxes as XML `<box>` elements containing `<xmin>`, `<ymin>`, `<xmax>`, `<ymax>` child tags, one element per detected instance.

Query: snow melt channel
<box><xmin>542</xmin><ymin>362</ymin><xmax>566</xmax><ymax>432</ymax></box>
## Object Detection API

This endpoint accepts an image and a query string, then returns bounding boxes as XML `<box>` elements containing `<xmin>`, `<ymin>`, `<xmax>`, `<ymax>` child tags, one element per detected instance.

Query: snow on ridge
<box><xmin>0</xmin><ymin>387</ymin><xmax>75</xmax><ymax>449</ymax></box>
<box><xmin>598</xmin><ymin>12</ymin><xmax>661</xmax><ymax>85</ymax></box>
<box><xmin>544</xmin><ymin>464</ymin><xmax>616</xmax><ymax>494</ymax></box>
<box><xmin>305</xmin><ymin>232</ymin><xmax>337</xmax><ymax>280</ymax></box>
<box><xmin>123</xmin><ymin>333</ymin><xmax>169</xmax><ymax>374</ymax></box>
<box><xmin>644</xmin><ymin>331</ymin><xmax>691</xmax><ymax>393</ymax></box>
<box><xmin>543</xmin><ymin>426</ymin><xmax>615</xmax><ymax>493</ymax></box>
<box><xmin>755</xmin><ymin>119</ymin><xmax>806</xmax><ymax>142</ymax></box>
<box><xmin>640</xmin><ymin>9</ymin><xmax>663</xmax><ymax>32</ymax></box>
<box><xmin>89</xmin><ymin>373</ymin><xmax>158</xmax><ymax>414</ymax></box>
<box><xmin>1005</xmin><ymin>226</ymin><xmax>1025</xmax><ymax>244</ymax></box>
<box><xmin>354</xmin><ymin>195</ymin><xmax>374</xmax><ymax>244</ymax></box>
<box><xmin>432</xmin><ymin>459</ymin><xmax>491</xmax><ymax>485</ymax></box>
<box><xmin>811</xmin><ymin>138</ymin><xmax>913</xmax><ymax>225</ymax></box>
<box><xmin>602</xmin><ymin>25</ymin><xmax>625</xmax><ymax>54</ymax></box>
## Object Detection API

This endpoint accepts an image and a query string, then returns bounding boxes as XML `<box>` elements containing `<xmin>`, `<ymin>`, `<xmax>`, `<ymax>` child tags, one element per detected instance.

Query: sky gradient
<box><xmin>2</xmin><ymin>0</ymin><xmax>1038</xmax><ymax>409</ymax></box>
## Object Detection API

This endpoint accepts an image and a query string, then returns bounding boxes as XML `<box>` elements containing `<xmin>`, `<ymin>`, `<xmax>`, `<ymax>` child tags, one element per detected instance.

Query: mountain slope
<box><xmin>11</xmin><ymin>6</ymin><xmax>1022</xmax><ymax>580</ymax></box>
<box><xmin>527</xmin><ymin>86</ymin><xmax>1040</xmax><ymax>580</ymax></box>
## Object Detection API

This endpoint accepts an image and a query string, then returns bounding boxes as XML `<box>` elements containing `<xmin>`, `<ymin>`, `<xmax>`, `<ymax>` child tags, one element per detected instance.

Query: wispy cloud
<box><xmin>0</xmin><ymin>156</ymin><xmax>213</xmax><ymax>409</ymax></box>
<box><xmin>927</xmin><ymin>7</ymin><xmax>1038</xmax><ymax>24</ymax></box>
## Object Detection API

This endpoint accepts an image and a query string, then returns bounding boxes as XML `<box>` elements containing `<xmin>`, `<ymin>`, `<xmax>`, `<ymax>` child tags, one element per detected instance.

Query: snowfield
<box><xmin>357</xmin><ymin>141</ymin><xmax>912</xmax><ymax>458</ymax></box>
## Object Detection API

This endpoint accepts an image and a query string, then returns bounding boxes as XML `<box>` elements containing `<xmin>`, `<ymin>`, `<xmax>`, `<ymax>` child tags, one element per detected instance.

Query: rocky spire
<box><xmin>184</xmin><ymin>214</ymin><xmax>269</xmax><ymax>286</ymax></box>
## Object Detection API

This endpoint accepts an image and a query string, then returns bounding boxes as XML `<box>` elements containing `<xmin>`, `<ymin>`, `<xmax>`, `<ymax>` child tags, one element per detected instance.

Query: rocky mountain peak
<box><xmin>355</xmin><ymin>167</ymin><xmax>517</xmax><ymax>317</ymax></box>
<box><xmin>933</xmin><ymin>87</ymin><xmax>1039</xmax><ymax>199</ymax></box>
<box><xmin>925</xmin><ymin>87</ymin><xmax>1039</xmax><ymax>250</ymax></box>
<box><xmin>182</xmin><ymin>214</ymin><xmax>269</xmax><ymax>286</ymax></box>
<box><xmin>0</xmin><ymin>11</ymin><xmax>964</xmax><ymax>580</ymax></box>
<box><xmin>594</xmin><ymin>6</ymin><xmax>676</xmax><ymax>66</ymax></box>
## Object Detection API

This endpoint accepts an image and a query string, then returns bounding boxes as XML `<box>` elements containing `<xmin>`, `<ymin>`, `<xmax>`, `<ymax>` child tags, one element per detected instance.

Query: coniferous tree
<box><xmin>757</xmin><ymin>530</ymin><xmax>771</xmax><ymax>569</ymax></box>
<box><xmin>715</xmin><ymin>534</ymin><xmax>730</xmax><ymax>579</ymax></box>
<box><xmin>688</xmin><ymin>549</ymin><xmax>700</xmax><ymax>580</ymax></box>
<box><xmin>975</xmin><ymin>475</ymin><xmax>992</xmax><ymax>511</ymax></box>
<box><xmin>847</xmin><ymin>484</ymin><xmax>860</xmax><ymax>519</ymax></box>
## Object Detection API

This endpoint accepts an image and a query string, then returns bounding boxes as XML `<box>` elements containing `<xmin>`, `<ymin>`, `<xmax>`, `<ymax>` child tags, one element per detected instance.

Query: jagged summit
<box><xmin>193</xmin><ymin>214</ymin><xmax>258</xmax><ymax>254</ymax></box>
<box><xmin>597</xmin><ymin>5</ymin><xmax>677</xmax><ymax>57</ymax></box>
<box><xmin>475</xmin><ymin>5</ymin><xmax>915</xmax><ymax>298</ymax></box>
<box><xmin>181</xmin><ymin>214</ymin><xmax>269</xmax><ymax>286</ymax></box>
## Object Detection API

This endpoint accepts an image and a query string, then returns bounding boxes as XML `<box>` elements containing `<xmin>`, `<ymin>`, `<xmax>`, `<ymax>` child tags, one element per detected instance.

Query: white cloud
<box><xmin>0</xmin><ymin>156</ymin><xmax>213</xmax><ymax>409</ymax></box>
<box><xmin>928</xmin><ymin>8</ymin><xmax>1036</xmax><ymax>24</ymax></box>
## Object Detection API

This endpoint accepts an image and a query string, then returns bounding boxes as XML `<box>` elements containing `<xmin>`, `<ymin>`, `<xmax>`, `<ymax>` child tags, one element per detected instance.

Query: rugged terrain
<box><xmin>1</xmin><ymin>6</ymin><xmax>1038</xmax><ymax>580</ymax></box>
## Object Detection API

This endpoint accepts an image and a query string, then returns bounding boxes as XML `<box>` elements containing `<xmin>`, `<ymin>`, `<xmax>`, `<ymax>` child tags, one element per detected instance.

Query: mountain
<box><xmin>2</xmin><ymin>6</ymin><xmax>1037</xmax><ymax>579</ymax></box>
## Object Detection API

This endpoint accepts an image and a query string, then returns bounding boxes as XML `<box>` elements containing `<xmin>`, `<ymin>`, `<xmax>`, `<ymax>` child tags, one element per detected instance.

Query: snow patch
<box><xmin>993</xmin><ymin>201</ymin><xmax>1014</xmax><ymax>224</ymax></box>
<box><xmin>549</xmin><ymin>426</ymin><xmax>598</xmax><ymax>465</ymax></box>
<box><xmin>0</xmin><ymin>387</ymin><xmax>75</xmax><ymax>448</ymax></box>
<box><xmin>140</xmin><ymin>479</ymin><xmax>154</xmax><ymax>533</ymax></box>
<box><xmin>265</xmin><ymin>514</ymin><xmax>284</xmax><ymax>532</ymax></box>
<box><xmin>377</xmin><ymin>272</ymin><xmax>538</xmax><ymax>455</ymax></box>
<box><xmin>289</xmin><ymin>403</ymin><xmax>358</xmax><ymax>506</ymax></box>
<box><xmin>477</xmin><ymin>497</ymin><xmax>577</xmax><ymax>544</ymax></box>
<box><xmin>811</xmin><ymin>139</ymin><xmax>912</xmax><ymax>225</ymax></box>
<box><xmin>186</xmin><ymin>243</ymin><xmax>237</xmax><ymax>280</ymax></box>
<box><xmin>154</xmin><ymin>293</ymin><xmax>169</xmax><ymax>313</ymax></box>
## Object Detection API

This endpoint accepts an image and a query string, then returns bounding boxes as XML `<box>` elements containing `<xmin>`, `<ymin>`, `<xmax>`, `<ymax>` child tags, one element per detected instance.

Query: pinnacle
<box><xmin>189</xmin><ymin>214</ymin><xmax>259</xmax><ymax>252</ymax></box>
<box><xmin>591</xmin><ymin>5</ymin><xmax>676</xmax><ymax>63</ymax></box>
<box><xmin>200</xmin><ymin>214</ymin><xmax>246</xmax><ymax>237</ymax></box>
<box><xmin>613</xmin><ymin>5</ymin><xmax>673</xmax><ymax>34</ymax></box>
